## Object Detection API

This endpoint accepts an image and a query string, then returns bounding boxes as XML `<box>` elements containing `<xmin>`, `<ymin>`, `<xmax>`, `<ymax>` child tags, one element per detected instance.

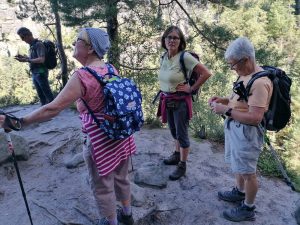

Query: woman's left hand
<box><xmin>176</xmin><ymin>83</ymin><xmax>191</xmax><ymax>93</ymax></box>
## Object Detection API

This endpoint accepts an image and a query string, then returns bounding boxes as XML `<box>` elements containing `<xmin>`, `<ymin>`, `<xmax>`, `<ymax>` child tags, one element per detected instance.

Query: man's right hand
<box><xmin>14</xmin><ymin>55</ymin><xmax>29</xmax><ymax>62</ymax></box>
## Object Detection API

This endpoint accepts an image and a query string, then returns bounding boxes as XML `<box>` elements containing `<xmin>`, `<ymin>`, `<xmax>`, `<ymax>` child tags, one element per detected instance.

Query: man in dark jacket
<box><xmin>15</xmin><ymin>27</ymin><xmax>54</xmax><ymax>106</ymax></box>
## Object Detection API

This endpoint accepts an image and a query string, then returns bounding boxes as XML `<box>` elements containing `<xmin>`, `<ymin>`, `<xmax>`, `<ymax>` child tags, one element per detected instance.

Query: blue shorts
<box><xmin>224</xmin><ymin>119</ymin><xmax>263</xmax><ymax>174</ymax></box>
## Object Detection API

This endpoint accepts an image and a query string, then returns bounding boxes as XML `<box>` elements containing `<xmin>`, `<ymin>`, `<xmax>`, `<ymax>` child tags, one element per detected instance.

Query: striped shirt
<box><xmin>76</xmin><ymin>65</ymin><xmax>136</xmax><ymax>176</ymax></box>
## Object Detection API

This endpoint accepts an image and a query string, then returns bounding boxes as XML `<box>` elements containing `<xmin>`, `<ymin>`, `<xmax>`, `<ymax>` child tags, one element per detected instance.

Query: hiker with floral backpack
<box><xmin>1</xmin><ymin>28</ymin><xmax>134</xmax><ymax>225</ymax></box>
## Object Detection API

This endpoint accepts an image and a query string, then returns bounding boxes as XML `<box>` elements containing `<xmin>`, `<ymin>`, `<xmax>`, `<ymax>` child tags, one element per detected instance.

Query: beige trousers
<box><xmin>83</xmin><ymin>136</ymin><xmax>131</xmax><ymax>217</ymax></box>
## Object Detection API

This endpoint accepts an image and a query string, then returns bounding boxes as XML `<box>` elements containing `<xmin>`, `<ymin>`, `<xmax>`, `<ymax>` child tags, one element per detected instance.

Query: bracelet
<box><xmin>225</xmin><ymin>108</ymin><xmax>233</xmax><ymax>117</ymax></box>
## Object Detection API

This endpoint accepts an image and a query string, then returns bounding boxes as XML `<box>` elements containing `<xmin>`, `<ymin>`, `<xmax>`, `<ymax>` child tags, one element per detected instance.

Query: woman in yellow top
<box><xmin>158</xmin><ymin>25</ymin><xmax>212</xmax><ymax>180</ymax></box>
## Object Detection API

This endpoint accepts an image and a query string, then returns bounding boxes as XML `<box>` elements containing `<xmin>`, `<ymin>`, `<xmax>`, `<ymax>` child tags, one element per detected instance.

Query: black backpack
<box><xmin>179</xmin><ymin>51</ymin><xmax>200</xmax><ymax>95</ymax></box>
<box><xmin>42</xmin><ymin>40</ymin><xmax>57</xmax><ymax>70</ymax></box>
<box><xmin>245</xmin><ymin>66</ymin><xmax>292</xmax><ymax>132</ymax></box>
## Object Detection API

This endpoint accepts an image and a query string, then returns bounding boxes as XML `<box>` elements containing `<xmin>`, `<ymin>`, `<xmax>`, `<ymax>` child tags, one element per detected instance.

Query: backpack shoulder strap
<box><xmin>82</xmin><ymin>67</ymin><xmax>106</xmax><ymax>85</ymax></box>
<box><xmin>179</xmin><ymin>51</ymin><xmax>188</xmax><ymax>83</ymax></box>
<box><xmin>80</xmin><ymin>67</ymin><xmax>104</xmax><ymax>129</ymax></box>
<box><xmin>245</xmin><ymin>70</ymin><xmax>272</xmax><ymax>96</ymax></box>
<box><xmin>105</xmin><ymin>63</ymin><xmax>116</xmax><ymax>75</ymax></box>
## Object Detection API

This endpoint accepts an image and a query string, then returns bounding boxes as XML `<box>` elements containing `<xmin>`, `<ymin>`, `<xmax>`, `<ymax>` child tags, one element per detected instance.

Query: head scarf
<box><xmin>84</xmin><ymin>27</ymin><xmax>111</xmax><ymax>59</ymax></box>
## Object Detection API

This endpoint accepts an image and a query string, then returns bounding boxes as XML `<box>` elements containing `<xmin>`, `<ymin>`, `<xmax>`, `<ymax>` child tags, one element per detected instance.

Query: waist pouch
<box><xmin>166</xmin><ymin>100</ymin><xmax>180</xmax><ymax>109</ymax></box>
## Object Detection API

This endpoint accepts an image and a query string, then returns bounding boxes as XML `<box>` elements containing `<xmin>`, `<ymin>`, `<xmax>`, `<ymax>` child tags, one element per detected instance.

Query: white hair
<box><xmin>225</xmin><ymin>37</ymin><xmax>255</xmax><ymax>61</ymax></box>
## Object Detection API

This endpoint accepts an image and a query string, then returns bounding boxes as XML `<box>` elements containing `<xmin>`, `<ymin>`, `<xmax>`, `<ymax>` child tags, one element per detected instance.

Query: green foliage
<box><xmin>0</xmin><ymin>56</ymin><xmax>36</xmax><ymax>107</ymax></box>
<box><xmin>2</xmin><ymin>0</ymin><xmax>299</xmax><ymax>188</ymax></box>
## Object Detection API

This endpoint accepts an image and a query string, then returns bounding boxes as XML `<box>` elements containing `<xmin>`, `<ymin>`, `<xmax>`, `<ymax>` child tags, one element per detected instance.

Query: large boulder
<box><xmin>0</xmin><ymin>132</ymin><xmax>30</xmax><ymax>164</ymax></box>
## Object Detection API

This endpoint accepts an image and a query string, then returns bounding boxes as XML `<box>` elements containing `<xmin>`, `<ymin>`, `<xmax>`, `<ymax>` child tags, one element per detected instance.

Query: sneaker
<box><xmin>163</xmin><ymin>152</ymin><xmax>180</xmax><ymax>165</ymax></box>
<box><xmin>117</xmin><ymin>207</ymin><xmax>134</xmax><ymax>225</ymax></box>
<box><xmin>169</xmin><ymin>161</ymin><xmax>186</xmax><ymax>180</ymax></box>
<box><xmin>96</xmin><ymin>217</ymin><xmax>111</xmax><ymax>225</ymax></box>
<box><xmin>223</xmin><ymin>201</ymin><xmax>256</xmax><ymax>222</ymax></box>
<box><xmin>218</xmin><ymin>187</ymin><xmax>245</xmax><ymax>202</ymax></box>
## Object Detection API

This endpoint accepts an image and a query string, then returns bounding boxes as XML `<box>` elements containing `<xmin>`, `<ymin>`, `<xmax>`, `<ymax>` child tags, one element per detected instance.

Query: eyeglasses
<box><xmin>228</xmin><ymin>58</ymin><xmax>245</xmax><ymax>70</ymax></box>
<box><xmin>72</xmin><ymin>38</ymin><xmax>89</xmax><ymax>46</ymax></box>
<box><xmin>165</xmin><ymin>36</ymin><xmax>180</xmax><ymax>41</ymax></box>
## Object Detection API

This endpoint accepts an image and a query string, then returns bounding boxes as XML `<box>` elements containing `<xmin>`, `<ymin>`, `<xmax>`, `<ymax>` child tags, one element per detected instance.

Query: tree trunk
<box><xmin>51</xmin><ymin>0</ymin><xmax>68</xmax><ymax>87</ymax></box>
<box><xmin>296</xmin><ymin>0</ymin><xmax>300</xmax><ymax>15</ymax></box>
<box><xmin>105</xmin><ymin>1</ymin><xmax>120</xmax><ymax>69</ymax></box>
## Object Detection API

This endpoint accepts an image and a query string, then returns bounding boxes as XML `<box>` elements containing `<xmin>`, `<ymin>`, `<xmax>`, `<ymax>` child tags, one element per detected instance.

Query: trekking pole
<box><xmin>0</xmin><ymin>109</ymin><xmax>34</xmax><ymax>224</ymax></box>
<box><xmin>258</xmin><ymin>125</ymin><xmax>296</xmax><ymax>191</ymax></box>
<box><xmin>4</xmin><ymin>130</ymin><xmax>34</xmax><ymax>225</ymax></box>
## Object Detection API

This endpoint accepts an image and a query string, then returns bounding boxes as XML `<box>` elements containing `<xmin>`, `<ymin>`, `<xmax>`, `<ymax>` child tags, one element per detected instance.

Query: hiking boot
<box><xmin>163</xmin><ymin>152</ymin><xmax>180</xmax><ymax>165</ymax></box>
<box><xmin>169</xmin><ymin>161</ymin><xmax>186</xmax><ymax>180</ymax></box>
<box><xmin>117</xmin><ymin>207</ymin><xmax>134</xmax><ymax>225</ymax></box>
<box><xmin>223</xmin><ymin>201</ymin><xmax>256</xmax><ymax>222</ymax></box>
<box><xmin>96</xmin><ymin>217</ymin><xmax>112</xmax><ymax>225</ymax></box>
<box><xmin>218</xmin><ymin>187</ymin><xmax>245</xmax><ymax>202</ymax></box>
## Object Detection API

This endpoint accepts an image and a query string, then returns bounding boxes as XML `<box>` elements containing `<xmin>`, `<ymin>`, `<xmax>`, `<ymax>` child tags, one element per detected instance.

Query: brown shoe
<box><xmin>169</xmin><ymin>161</ymin><xmax>186</xmax><ymax>180</ymax></box>
<box><xmin>163</xmin><ymin>152</ymin><xmax>180</xmax><ymax>165</ymax></box>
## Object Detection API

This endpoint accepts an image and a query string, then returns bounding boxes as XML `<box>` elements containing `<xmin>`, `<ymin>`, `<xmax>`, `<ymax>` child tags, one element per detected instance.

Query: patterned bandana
<box><xmin>85</xmin><ymin>27</ymin><xmax>111</xmax><ymax>58</ymax></box>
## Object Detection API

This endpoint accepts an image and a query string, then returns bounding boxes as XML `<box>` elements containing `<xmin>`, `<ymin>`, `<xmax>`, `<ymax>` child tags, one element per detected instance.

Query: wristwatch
<box><xmin>225</xmin><ymin>108</ymin><xmax>233</xmax><ymax>117</ymax></box>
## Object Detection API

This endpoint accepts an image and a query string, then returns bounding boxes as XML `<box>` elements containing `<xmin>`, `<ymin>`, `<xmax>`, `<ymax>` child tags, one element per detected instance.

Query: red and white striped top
<box><xmin>76</xmin><ymin>66</ymin><xmax>136</xmax><ymax>176</ymax></box>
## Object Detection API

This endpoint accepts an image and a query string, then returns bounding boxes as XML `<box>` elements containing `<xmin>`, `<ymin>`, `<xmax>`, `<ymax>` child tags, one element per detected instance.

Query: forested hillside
<box><xmin>0</xmin><ymin>0</ymin><xmax>299</xmax><ymax>189</ymax></box>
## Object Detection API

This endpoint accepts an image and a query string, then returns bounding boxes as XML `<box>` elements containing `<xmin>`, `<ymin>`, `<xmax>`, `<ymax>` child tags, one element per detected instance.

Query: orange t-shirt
<box><xmin>228</xmin><ymin>74</ymin><xmax>273</xmax><ymax>112</ymax></box>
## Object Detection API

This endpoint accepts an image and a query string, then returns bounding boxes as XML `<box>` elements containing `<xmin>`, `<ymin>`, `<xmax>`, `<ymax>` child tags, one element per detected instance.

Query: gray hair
<box><xmin>225</xmin><ymin>37</ymin><xmax>255</xmax><ymax>61</ymax></box>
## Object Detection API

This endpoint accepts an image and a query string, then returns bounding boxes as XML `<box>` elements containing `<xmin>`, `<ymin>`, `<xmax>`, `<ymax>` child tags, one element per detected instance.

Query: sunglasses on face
<box><xmin>165</xmin><ymin>35</ymin><xmax>180</xmax><ymax>41</ymax></box>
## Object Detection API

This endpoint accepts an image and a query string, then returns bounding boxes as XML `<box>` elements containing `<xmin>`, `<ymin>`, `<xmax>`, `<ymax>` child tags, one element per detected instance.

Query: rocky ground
<box><xmin>0</xmin><ymin>104</ymin><xmax>299</xmax><ymax>225</ymax></box>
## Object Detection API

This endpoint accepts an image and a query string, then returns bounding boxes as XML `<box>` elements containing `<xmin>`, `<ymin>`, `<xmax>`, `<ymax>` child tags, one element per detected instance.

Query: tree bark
<box><xmin>51</xmin><ymin>0</ymin><xmax>68</xmax><ymax>87</ymax></box>
<box><xmin>296</xmin><ymin>0</ymin><xmax>300</xmax><ymax>15</ymax></box>
<box><xmin>105</xmin><ymin>1</ymin><xmax>120</xmax><ymax>69</ymax></box>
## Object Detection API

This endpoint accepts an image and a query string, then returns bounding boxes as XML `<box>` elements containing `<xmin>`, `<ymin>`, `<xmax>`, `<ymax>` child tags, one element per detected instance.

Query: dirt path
<box><xmin>0</xmin><ymin>105</ymin><xmax>299</xmax><ymax>225</ymax></box>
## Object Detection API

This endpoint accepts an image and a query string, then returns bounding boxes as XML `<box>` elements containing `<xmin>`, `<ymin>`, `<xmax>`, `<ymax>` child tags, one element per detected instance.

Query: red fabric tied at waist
<box><xmin>156</xmin><ymin>92</ymin><xmax>193</xmax><ymax>123</ymax></box>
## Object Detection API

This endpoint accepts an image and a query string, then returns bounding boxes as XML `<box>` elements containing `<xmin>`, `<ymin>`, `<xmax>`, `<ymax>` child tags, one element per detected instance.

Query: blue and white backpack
<box><xmin>81</xmin><ymin>64</ymin><xmax>144</xmax><ymax>139</ymax></box>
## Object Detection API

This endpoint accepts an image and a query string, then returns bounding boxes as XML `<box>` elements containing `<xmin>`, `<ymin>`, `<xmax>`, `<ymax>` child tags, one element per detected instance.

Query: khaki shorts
<box><xmin>224</xmin><ymin>119</ymin><xmax>263</xmax><ymax>174</ymax></box>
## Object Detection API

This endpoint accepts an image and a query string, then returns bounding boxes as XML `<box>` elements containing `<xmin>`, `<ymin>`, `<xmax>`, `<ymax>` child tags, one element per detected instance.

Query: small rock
<box><xmin>134</xmin><ymin>162</ymin><xmax>168</xmax><ymax>189</ymax></box>
<box><xmin>65</xmin><ymin>152</ymin><xmax>84</xmax><ymax>169</ymax></box>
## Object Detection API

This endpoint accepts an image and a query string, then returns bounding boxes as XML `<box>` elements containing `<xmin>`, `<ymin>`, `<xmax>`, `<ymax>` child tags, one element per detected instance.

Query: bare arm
<box><xmin>190</xmin><ymin>63</ymin><xmax>212</xmax><ymax>92</ymax></box>
<box><xmin>14</xmin><ymin>55</ymin><xmax>45</xmax><ymax>63</ymax></box>
<box><xmin>176</xmin><ymin>63</ymin><xmax>212</xmax><ymax>93</ymax></box>
<box><xmin>22</xmin><ymin>73</ymin><xmax>83</xmax><ymax>126</ymax></box>
<box><xmin>208</xmin><ymin>96</ymin><xmax>229</xmax><ymax>105</ymax></box>
<box><xmin>211</xmin><ymin>102</ymin><xmax>265</xmax><ymax>126</ymax></box>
